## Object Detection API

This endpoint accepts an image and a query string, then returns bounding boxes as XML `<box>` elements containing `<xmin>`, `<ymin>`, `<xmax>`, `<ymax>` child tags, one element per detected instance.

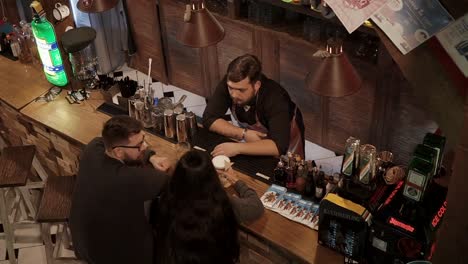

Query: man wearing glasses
<box><xmin>203</xmin><ymin>54</ymin><xmax>305</xmax><ymax>158</ymax></box>
<box><xmin>70</xmin><ymin>115</ymin><xmax>171</xmax><ymax>264</ymax></box>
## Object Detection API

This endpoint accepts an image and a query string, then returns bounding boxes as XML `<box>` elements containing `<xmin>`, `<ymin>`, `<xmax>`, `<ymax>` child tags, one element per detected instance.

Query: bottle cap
<box><xmin>30</xmin><ymin>1</ymin><xmax>46</xmax><ymax>18</ymax></box>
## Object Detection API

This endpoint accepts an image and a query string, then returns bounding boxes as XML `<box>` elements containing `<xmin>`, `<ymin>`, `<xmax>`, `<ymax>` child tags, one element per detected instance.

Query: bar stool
<box><xmin>0</xmin><ymin>145</ymin><xmax>48</xmax><ymax>264</ymax></box>
<box><xmin>36</xmin><ymin>175</ymin><xmax>77</xmax><ymax>263</ymax></box>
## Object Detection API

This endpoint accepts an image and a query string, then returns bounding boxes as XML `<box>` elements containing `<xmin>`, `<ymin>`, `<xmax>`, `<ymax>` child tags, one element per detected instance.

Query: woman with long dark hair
<box><xmin>153</xmin><ymin>150</ymin><xmax>264</xmax><ymax>264</ymax></box>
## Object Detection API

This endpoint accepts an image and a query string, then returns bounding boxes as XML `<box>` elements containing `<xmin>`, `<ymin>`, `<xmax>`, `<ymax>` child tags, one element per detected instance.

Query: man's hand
<box><xmin>149</xmin><ymin>156</ymin><xmax>171</xmax><ymax>172</ymax></box>
<box><xmin>211</xmin><ymin>142</ymin><xmax>241</xmax><ymax>158</ymax></box>
<box><xmin>244</xmin><ymin>129</ymin><xmax>267</xmax><ymax>142</ymax></box>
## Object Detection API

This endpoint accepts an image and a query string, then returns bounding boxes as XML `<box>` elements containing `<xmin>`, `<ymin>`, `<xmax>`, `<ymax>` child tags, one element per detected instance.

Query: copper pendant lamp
<box><xmin>177</xmin><ymin>0</ymin><xmax>225</xmax><ymax>48</ymax></box>
<box><xmin>77</xmin><ymin>0</ymin><xmax>119</xmax><ymax>13</ymax></box>
<box><xmin>305</xmin><ymin>38</ymin><xmax>362</xmax><ymax>97</ymax></box>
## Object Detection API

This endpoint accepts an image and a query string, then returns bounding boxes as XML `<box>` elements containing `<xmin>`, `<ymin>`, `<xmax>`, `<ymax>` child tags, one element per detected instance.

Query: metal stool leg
<box><xmin>0</xmin><ymin>189</ymin><xmax>17</xmax><ymax>264</ymax></box>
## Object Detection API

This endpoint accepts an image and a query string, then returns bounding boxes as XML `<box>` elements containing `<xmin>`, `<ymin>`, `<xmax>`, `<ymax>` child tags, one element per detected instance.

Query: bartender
<box><xmin>202</xmin><ymin>54</ymin><xmax>305</xmax><ymax>158</ymax></box>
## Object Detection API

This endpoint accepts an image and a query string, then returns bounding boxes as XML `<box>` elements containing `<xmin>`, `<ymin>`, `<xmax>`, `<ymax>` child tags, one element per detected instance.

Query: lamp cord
<box><xmin>0</xmin><ymin>0</ymin><xmax>6</xmax><ymax>22</ymax></box>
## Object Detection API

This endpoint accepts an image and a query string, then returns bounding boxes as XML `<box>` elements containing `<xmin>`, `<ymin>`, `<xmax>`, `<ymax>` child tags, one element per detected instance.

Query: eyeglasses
<box><xmin>112</xmin><ymin>137</ymin><xmax>147</xmax><ymax>150</ymax></box>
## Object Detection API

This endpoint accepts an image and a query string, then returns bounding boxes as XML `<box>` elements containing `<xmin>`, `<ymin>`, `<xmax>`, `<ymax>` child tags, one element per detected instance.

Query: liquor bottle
<box><xmin>30</xmin><ymin>1</ymin><xmax>68</xmax><ymax>86</ymax></box>
<box><xmin>8</xmin><ymin>33</ymin><xmax>21</xmax><ymax>58</ymax></box>
<box><xmin>20</xmin><ymin>20</ymin><xmax>41</xmax><ymax>65</ymax></box>
<box><xmin>273</xmin><ymin>161</ymin><xmax>287</xmax><ymax>187</ymax></box>
<box><xmin>12</xmin><ymin>24</ymin><xmax>32</xmax><ymax>63</ymax></box>
<box><xmin>341</xmin><ymin>137</ymin><xmax>360</xmax><ymax>179</ymax></box>
<box><xmin>358</xmin><ymin>144</ymin><xmax>376</xmax><ymax>185</ymax></box>
<box><xmin>315</xmin><ymin>168</ymin><xmax>326</xmax><ymax>201</ymax></box>
<box><xmin>285</xmin><ymin>154</ymin><xmax>296</xmax><ymax>189</ymax></box>
<box><xmin>296</xmin><ymin>162</ymin><xmax>306</xmax><ymax>193</ymax></box>
<box><xmin>305</xmin><ymin>160</ymin><xmax>316</xmax><ymax>197</ymax></box>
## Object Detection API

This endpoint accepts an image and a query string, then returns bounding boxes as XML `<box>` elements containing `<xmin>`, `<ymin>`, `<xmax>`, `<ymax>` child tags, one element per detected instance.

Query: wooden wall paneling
<box><xmin>0</xmin><ymin>101</ymin><xmax>59</xmax><ymax>176</ymax></box>
<box><xmin>385</xmin><ymin>74</ymin><xmax>438</xmax><ymax>165</ymax></box>
<box><xmin>49</xmin><ymin>131</ymin><xmax>82</xmax><ymax>175</ymax></box>
<box><xmin>22</xmin><ymin>117</ymin><xmax>61</xmax><ymax>177</ymax></box>
<box><xmin>326</xmin><ymin>58</ymin><xmax>377</xmax><ymax>153</ymax></box>
<box><xmin>375</xmin><ymin>28</ymin><xmax>464</xmax><ymax>151</ymax></box>
<box><xmin>227</xmin><ymin>0</ymin><xmax>241</xmax><ymax>19</ymax></box>
<box><xmin>200</xmin><ymin>45</ymin><xmax>220</xmax><ymax>96</ymax></box>
<box><xmin>215</xmin><ymin>16</ymin><xmax>256</xmax><ymax>80</ymax></box>
<box><xmin>278</xmin><ymin>37</ymin><xmax>323</xmax><ymax>145</ymax></box>
<box><xmin>257</xmin><ymin>29</ymin><xmax>280</xmax><ymax>82</ymax></box>
<box><xmin>126</xmin><ymin>0</ymin><xmax>168</xmax><ymax>83</ymax></box>
<box><xmin>369</xmin><ymin>43</ymin><xmax>397</xmax><ymax>150</ymax></box>
<box><xmin>320</xmin><ymin>96</ymin><xmax>330</xmax><ymax>149</ymax></box>
<box><xmin>0</xmin><ymin>100</ymin><xmax>26</xmax><ymax>147</ymax></box>
<box><xmin>159</xmin><ymin>0</ymin><xmax>204</xmax><ymax>96</ymax></box>
<box><xmin>3</xmin><ymin>0</ymin><xmax>21</xmax><ymax>24</ymax></box>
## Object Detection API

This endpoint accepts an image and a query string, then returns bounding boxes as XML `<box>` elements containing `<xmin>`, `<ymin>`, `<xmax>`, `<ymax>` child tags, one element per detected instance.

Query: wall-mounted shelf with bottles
<box><xmin>200</xmin><ymin>0</ymin><xmax>381</xmax><ymax>65</ymax></box>
<box><xmin>257</xmin><ymin>0</ymin><xmax>376</xmax><ymax>35</ymax></box>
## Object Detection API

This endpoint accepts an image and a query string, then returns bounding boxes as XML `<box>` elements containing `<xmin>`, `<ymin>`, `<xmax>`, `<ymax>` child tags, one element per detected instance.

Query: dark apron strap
<box><xmin>288</xmin><ymin>106</ymin><xmax>305</xmax><ymax>158</ymax></box>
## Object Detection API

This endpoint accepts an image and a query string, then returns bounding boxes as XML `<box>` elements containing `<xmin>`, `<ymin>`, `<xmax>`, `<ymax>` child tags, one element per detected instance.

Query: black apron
<box><xmin>230</xmin><ymin>98</ymin><xmax>305</xmax><ymax>158</ymax></box>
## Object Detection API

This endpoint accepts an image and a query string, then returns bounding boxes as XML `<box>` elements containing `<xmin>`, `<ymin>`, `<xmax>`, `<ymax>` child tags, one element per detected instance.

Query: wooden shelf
<box><xmin>255</xmin><ymin>0</ymin><xmax>376</xmax><ymax>36</ymax></box>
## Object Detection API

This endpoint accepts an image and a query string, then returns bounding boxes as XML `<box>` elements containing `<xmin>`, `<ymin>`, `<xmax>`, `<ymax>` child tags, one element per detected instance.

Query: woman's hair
<box><xmin>227</xmin><ymin>54</ymin><xmax>262</xmax><ymax>84</ymax></box>
<box><xmin>154</xmin><ymin>150</ymin><xmax>240</xmax><ymax>264</ymax></box>
<box><xmin>101</xmin><ymin>115</ymin><xmax>142</xmax><ymax>150</ymax></box>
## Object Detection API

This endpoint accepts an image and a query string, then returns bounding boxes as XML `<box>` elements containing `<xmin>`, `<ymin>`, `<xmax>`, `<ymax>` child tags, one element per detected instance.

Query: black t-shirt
<box><xmin>202</xmin><ymin>74</ymin><xmax>304</xmax><ymax>154</ymax></box>
<box><xmin>69</xmin><ymin>137</ymin><xmax>168</xmax><ymax>264</ymax></box>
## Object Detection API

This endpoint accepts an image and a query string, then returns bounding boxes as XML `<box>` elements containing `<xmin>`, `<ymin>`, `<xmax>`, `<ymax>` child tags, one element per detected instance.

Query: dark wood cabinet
<box><xmin>278</xmin><ymin>37</ymin><xmax>324</xmax><ymax>145</ymax></box>
<box><xmin>159</xmin><ymin>0</ymin><xmax>205</xmax><ymax>94</ymax></box>
<box><xmin>326</xmin><ymin>59</ymin><xmax>377</xmax><ymax>152</ymax></box>
<box><xmin>215</xmin><ymin>16</ymin><xmax>257</xmax><ymax>77</ymax></box>
<box><xmin>126</xmin><ymin>0</ymin><xmax>167</xmax><ymax>83</ymax></box>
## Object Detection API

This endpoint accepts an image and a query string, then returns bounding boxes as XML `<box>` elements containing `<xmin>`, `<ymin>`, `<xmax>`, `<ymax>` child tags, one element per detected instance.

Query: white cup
<box><xmin>53</xmin><ymin>3</ymin><xmax>70</xmax><ymax>21</ymax></box>
<box><xmin>212</xmin><ymin>155</ymin><xmax>231</xmax><ymax>170</ymax></box>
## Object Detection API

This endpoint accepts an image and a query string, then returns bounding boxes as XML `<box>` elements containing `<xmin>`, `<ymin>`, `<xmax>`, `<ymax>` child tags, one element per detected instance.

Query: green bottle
<box><xmin>30</xmin><ymin>1</ymin><xmax>68</xmax><ymax>86</ymax></box>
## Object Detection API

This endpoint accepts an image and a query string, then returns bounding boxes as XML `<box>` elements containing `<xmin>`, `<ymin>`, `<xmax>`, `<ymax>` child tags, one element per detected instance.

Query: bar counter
<box><xmin>0</xmin><ymin>58</ymin><xmax>343</xmax><ymax>264</ymax></box>
<box><xmin>0</xmin><ymin>56</ymin><xmax>50</xmax><ymax>110</ymax></box>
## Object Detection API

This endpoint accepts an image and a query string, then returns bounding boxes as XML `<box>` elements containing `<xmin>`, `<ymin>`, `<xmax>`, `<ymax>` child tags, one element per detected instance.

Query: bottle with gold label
<box><xmin>341</xmin><ymin>137</ymin><xmax>360</xmax><ymax>178</ymax></box>
<box><xmin>358</xmin><ymin>144</ymin><xmax>376</xmax><ymax>185</ymax></box>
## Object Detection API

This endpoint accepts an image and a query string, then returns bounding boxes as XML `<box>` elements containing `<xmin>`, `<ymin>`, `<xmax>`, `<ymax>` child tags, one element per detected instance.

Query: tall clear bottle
<box><xmin>20</xmin><ymin>20</ymin><xmax>41</xmax><ymax>65</ymax></box>
<box><xmin>30</xmin><ymin>1</ymin><xmax>68</xmax><ymax>86</ymax></box>
<box><xmin>12</xmin><ymin>24</ymin><xmax>32</xmax><ymax>63</ymax></box>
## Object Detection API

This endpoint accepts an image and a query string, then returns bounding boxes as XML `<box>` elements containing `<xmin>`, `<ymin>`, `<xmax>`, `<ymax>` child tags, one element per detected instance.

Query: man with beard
<box><xmin>70</xmin><ymin>115</ymin><xmax>170</xmax><ymax>264</ymax></box>
<box><xmin>203</xmin><ymin>54</ymin><xmax>305</xmax><ymax>158</ymax></box>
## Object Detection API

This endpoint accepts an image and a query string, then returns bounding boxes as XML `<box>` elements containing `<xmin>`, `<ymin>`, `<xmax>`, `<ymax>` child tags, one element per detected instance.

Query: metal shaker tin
<box><xmin>176</xmin><ymin>114</ymin><xmax>188</xmax><ymax>143</ymax></box>
<box><xmin>164</xmin><ymin>109</ymin><xmax>175</xmax><ymax>138</ymax></box>
<box><xmin>185</xmin><ymin>111</ymin><xmax>198</xmax><ymax>139</ymax></box>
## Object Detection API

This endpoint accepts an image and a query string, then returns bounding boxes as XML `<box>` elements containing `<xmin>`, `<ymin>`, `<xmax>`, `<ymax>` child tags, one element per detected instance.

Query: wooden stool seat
<box><xmin>36</xmin><ymin>175</ymin><xmax>77</xmax><ymax>263</ymax></box>
<box><xmin>37</xmin><ymin>175</ymin><xmax>76</xmax><ymax>222</ymax></box>
<box><xmin>0</xmin><ymin>145</ymin><xmax>36</xmax><ymax>187</ymax></box>
<box><xmin>0</xmin><ymin>145</ymin><xmax>42</xmax><ymax>264</ymax></box>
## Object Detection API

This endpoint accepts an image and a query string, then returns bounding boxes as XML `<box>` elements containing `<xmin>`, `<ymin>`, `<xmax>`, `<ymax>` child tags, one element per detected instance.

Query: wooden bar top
<box><xmin>0</xmin><ymin>57</ymin><xmax>50</xmax><ymax>110</ymax></box>
<box><xmin>20</xmin><ymin>91</ymin><xmax>343</xmax><ymax>263</ymax></box>
<box><xmin>0</xmin><ymin>51</ymin><xmax>343</xmax><ymax>262</ymax></box>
